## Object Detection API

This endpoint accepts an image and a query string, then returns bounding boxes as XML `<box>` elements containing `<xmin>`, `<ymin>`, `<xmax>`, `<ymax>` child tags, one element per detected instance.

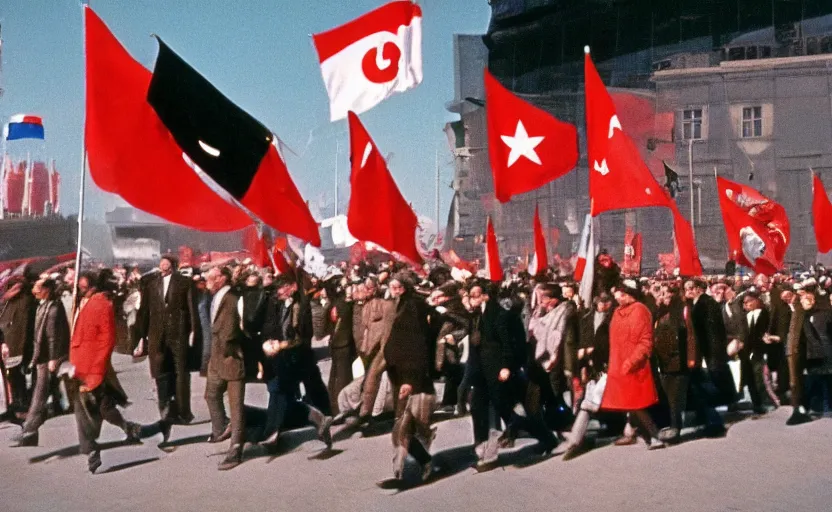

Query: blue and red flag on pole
<box><xmin>4</xmin><ymin>114</ymin><xmax>45</xmax><ymax>141</ymax></box>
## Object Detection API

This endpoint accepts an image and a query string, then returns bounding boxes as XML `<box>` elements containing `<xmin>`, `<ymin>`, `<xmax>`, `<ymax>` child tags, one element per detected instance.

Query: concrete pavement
<box><xmin>1</xmin><ymin>353</ymin><xmax>832</xmax><ymax>512</ymax></box>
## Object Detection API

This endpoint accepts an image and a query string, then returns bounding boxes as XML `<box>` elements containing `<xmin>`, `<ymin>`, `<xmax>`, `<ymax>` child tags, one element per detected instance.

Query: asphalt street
<box><xmin>1</xmin><ymin>352</ymin><xmax>832</xmax><ymax>512</ymax></box>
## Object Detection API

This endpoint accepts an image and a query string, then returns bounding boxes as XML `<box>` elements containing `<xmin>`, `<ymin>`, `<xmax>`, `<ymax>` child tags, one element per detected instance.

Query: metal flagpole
<box><xmin>70</xmin><ymin>150</ymin><xmax>87</xmax><ymax>327</ymax></box>
<box><xmin>688</xmin><ymin>138</ymin><xmax>695</xmax><ymax>236</ymax></box>
<box><xmin>434</xmin><ymin>148</ymin><xmax>440</xmax><ymax>227</ymax></box>
<box><xmin>72</xmin><ymin>1</ymin><xmax>91</xmax><ymax>328</ymax></box>
<box><xmin>0</xmin><ymin>135</ymin><xmax>6</xmax><ymax>220</ymax></box>
<box><xmin>334</xmin><ymin>141</ymin><xmax>340</xmax><ymax>217</ymax></box>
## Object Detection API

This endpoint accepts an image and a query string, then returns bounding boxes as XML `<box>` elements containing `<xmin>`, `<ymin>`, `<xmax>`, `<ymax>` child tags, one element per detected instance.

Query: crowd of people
<box><xmin>1</xmin><ymin>250</ymin><xmax>831</xmax><ymax>482</ymax></box>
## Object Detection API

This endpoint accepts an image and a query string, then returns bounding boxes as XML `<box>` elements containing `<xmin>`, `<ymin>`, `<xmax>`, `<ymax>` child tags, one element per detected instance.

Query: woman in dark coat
<box><xmin>383</xmin><ymin>273</ymin><xmax>436</xmax><ymax>482</ymax></box>
<box><xmin>653</xmin><ymin>286</ymin><xmax>690</xmax><ymax>441</ymax></box>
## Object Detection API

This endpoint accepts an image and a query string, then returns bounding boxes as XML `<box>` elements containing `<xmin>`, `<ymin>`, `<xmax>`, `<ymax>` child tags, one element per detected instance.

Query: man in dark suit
<box><xmin>257</xmin><ymin>274</ymin><xmax>332</xmax><ymax>452</ymax></box>
<box><xmin>738</xmin><ymin>291</ymin><xmax>771</xmax><ymax>415</ymax></box>
<box><xmin>467</xmin><ymin>281</ymin><xmax>557</xmax><ymax>470</ymax></box>
<box><xmin>136</xmin><ymin>255</ymin><xmax>199</xmax><ymax>438</ymax></box>
<box><xmin>0</xmin><ymin>276</ymin><xmax>36</xmax><ymax>421</ymax></box>
<box><xmin>204</xmin><ymin>267</ymin><xmax>246</xmax><ymax>471</ymax></box>
<box><xmin>684</xmin><ymin>279</ymin><xmax>729</xmax><ymax>436</ymax></box>
<box><xmin>11</xmin><ymin>278</ymin><xmax>70</xmax><ymax>446</ymax></box>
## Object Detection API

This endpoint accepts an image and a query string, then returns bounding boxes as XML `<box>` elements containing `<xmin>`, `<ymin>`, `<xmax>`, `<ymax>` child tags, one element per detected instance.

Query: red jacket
<box><xmin>70</xmin><ymin>293</ymin><xmax>115</xmax><ymax>391</ymax></box>
<box><xmin>601</xmin><ymin>301</ymin><xmax>658</xmax><ymax>411</ymax></box>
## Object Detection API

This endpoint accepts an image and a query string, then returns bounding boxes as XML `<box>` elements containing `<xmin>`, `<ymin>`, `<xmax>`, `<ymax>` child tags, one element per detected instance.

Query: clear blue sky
<box><xmin>0</xmin><ymin>0</ymin><xmax>491</xmax><ymax>222</ymax></box>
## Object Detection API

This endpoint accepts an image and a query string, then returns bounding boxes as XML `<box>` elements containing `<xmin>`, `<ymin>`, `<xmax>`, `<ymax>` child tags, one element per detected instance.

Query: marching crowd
<box><xmin>1</xmin><ymin>251</ymin><xmax>831</xmax><ymax>482</ymax></box>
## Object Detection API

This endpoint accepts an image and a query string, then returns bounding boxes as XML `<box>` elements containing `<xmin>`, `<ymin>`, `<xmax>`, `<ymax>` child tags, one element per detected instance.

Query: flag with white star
<box><xmin>485</xmin><ymin>69</ymin><xmax>578</xmax><ymax>203</ymax></box>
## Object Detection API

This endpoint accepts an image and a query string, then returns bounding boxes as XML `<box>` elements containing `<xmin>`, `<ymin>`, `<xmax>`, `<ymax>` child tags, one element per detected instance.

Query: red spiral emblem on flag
<box><xmin>362</xmin><ymin>42</ymin><xmax>401</xmax><ymax>84</ymax></box>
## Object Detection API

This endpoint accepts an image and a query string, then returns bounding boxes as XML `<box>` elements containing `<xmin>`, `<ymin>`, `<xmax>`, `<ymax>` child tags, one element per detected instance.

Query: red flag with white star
<box><xmin>485</xmin><ymin>69</ymin><xmax>578</xmax><ymax>203</ymax></box>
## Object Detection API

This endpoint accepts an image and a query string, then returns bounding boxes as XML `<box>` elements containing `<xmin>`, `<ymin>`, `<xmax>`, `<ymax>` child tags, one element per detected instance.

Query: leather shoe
<box><xmin>208</xmin><ymin>424</ymin><xmax>232</xmax><ymax>444</ymax></box>
<box><xmin>614</xmin><ymin>435</ymin><xmax>637</xmax><ymax>446</ymax></box>
<box><xmin>317</xmin><ymin>416</ymin><xmax>334</xmax><ymax>450</ymax></box>
<box><xmin>258</xmin><ymin>431</ymin><xmax>280</xmax><ymax>448</ymax></box>
<box><xmin>123</xmin><ymin>422</ymin><xmax>142</xmax><ymax>444</ymax></box>
<box><xmin>702</xmin><ymin>425</ymin><xmax>727</xmax><ymax>438</ymax></box>
<box><xmin>218</xmin><ymin>445</ymin><xmax>243</xmax><ymax>471</ymax></box>
<box><xmin>786</xmin><ymin>411</ymin><xmax>813</xmax><ymax>426</ymax></box>
<box><xmin>158</xmin><ymin>420</ymin><xmax>172</xmax><ymax>443</ymax></box>
<box><xmin>11</xmin><ymin>431</ymin><xmax>38</xmax><ymax>448</ymax></box>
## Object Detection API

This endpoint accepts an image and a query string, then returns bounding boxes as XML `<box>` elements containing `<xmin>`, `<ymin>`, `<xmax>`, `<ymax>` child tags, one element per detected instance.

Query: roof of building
<box><xmin>728</xmin><ymin>14</ymin><xmax>832</xmax><ymax>46</ymax></box>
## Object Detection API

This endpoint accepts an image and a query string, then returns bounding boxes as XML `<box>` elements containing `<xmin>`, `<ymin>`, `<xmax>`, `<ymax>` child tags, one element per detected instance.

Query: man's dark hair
<box><xmin>160</xmin><ymin>254</ymin><xmax>179</xmax><ymax>269</ymax></box>
<box><xmin>39</xmin><ymin>278</ymin><xmax>58</xmax><ymax>299</ymax></box>
<box><xmin>219</xmin><ymin>267</ymin><xmax>233</xmax><ymax>284</ymax></box>
<box><xmin>539</xmin><ymin>283</ymin><xmax>563</xmax><ymax>301</ymax></box>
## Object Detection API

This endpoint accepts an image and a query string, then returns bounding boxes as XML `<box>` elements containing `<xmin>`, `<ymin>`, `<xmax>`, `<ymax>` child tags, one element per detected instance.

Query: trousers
<box><xmin>204</xmin><ymin>371</ymin><xmax>245</xmax><ymax>446</ymax></box>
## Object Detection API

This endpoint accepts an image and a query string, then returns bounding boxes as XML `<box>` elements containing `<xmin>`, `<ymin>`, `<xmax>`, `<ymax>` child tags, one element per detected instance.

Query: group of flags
<box><xmin>46</xmin><ymin>1</ymin><xmax>832</xmax><ymax>277</ymax></box>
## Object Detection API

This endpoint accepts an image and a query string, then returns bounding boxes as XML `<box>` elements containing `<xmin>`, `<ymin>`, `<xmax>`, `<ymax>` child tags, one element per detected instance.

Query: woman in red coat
<box><xmin>600</xmin><ymin>280</ymin><xmax>665</xmax><ymax>450</ymax></box>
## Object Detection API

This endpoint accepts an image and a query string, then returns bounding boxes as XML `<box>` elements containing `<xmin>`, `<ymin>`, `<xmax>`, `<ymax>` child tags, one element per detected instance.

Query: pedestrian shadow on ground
<box><xmin>381</xmin><ymin>444</ymin><xmax>478</xmax><ymax>493</ymax></box>
<box><xmin>28</xmin><ymin>439</ymin><xmax>137</xmax><ymax>464</ymax></box>
<box><xmin>97</xmin><ymin>457</ymin><xmax>160</xmax><ymax>474</ymax></box>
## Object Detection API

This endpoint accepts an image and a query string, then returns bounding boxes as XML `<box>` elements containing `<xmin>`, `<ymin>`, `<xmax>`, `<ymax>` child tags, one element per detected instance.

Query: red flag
<box><xmin>813</xmin><ymin>172</ymin><xmax>832</xmax><ymax>254</ymax></box>
<box><xmin>346</xmin><ymin>112</ymin><xmax>422</xmax><ymax>264</ymax></box>
<box><xmin>670</xmin><ymin>202</ymin><xmax>703</xmax><ymax>276</ymax></box>
<box><xmin>717</xmin><ymin>176</ymin><xmax>790</xmax><ymax>275</ymax></box>
<box><xmin>585</xmin><ymin>47</ymin><xmax>702</xmax><ymax>276</ymax></box>
<box><xmin>84</xmin><ymin>7</ymin><xmax>251</xmax><ymax>232</ymax></box>
<box><xmin>485</xmin><ymin>69</ymin><xmax>578</xmax><ymax>203</ymax></box>
<box><xmin>529</xmin><ymin>205</ymin><xmax>548</xmax><ymax>275</ymax></box>
<box><xmin>585</xmin><ymin>49</ymin><xmax>668</xmax><ymax>215</ymax></box>
<box><xmin>485</xmin><ymin>217</ymin><xmax>502</xmax><ymax>282</ymax></box>
<box><xmin>242</xmin><ymin>226</ymin><xmax>270</xmax><ymax>268</ymax></box>
<box><xmin>622</xmin><ymin>228</ymin><xmax>643</xmax><ymax>276</ymax></box>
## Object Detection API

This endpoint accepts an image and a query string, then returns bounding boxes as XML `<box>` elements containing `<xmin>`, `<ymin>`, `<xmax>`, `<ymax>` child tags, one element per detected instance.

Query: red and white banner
<box><xmin>313</xmin><ymin>1</ymin><xmax>423</xmax><ymax>121</ymax></box>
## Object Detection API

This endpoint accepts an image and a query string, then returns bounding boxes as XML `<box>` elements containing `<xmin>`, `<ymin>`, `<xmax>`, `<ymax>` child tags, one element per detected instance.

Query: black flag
<box><xmin>663</xmin><ymin>161</ymin><xmax>681</xmax><ymax>199</ymax></box>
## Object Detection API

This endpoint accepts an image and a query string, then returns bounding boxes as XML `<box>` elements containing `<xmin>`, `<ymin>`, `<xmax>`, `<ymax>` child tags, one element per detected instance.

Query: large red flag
<box><xmin>485</xmin><ymin>70</ymin><xmax>578</xmax><ymax>203</ymax></box>
<box><xmin>86</xmin><ymin>7</ymin><xmax>320</xmax><ymax>245</ymax></box>
<box><xmin>585</xmin><ymin>48</ymin><xmax>668</xmax><ymax>215</ymax></box>
<box><xmin>529</xmin><ymin>205</ymin><xmax>548</xmax><ymax>276</ymax></box>
<box><xmin>346</xmin><ymin>111</ymin><xmax>422</xmax><ymax>264</ymax></box>
<box><xmin>717</xmin><ymin>176</ymin><xmax>790</xmax><ymax>275</ymax></box>
<box><xmin>85</xmin><ymin>7</ymin><xmax>250</xmax><ymax>231</ymax></box>
<box><xmin>485</xmin><ymin>217</ymin><xmax>503</xmax><ymax>282</ymax></box>
<box><xmin>585</xmin><ymin>47</ymin><xmax>702</xmax><ymax>276</ymax></box>
<box><xmin>813</xmin><ymin>173</ymin><xmax>832</xmax><ymax>254</ymax></box>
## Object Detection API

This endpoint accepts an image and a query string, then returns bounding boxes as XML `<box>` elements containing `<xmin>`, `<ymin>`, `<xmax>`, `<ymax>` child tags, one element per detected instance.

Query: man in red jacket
<box><xmin>69</xmin><ymin>270</ymin><xmax>141</xmax><ymax>473</ymax></box>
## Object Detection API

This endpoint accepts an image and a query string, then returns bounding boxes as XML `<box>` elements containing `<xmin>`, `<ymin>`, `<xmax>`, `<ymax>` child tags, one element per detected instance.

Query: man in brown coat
<box><xmin>357</xmin><ymin>285</ymin><xmax>395</xmax><ymax>424</ymax></box>
<box><xmin>204</xmin><ymin>267</ymin><xmax>246</xmax><ymax>471</ymax></box>
<box><xmin>0</xmin><ymin>276</ymin><xmax>36</xmax><ymax>420</ymax></box>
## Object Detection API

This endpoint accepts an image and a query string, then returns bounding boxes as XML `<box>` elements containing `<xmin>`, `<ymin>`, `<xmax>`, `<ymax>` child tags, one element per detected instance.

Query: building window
<box><xmin>682</xmin><ymin>109</ymin><xmax>703</xmax><ymax>140</ymax></box>
<box><xmin>741</xmin><ymin>106</ymin><xmax>763</xmax><ymax>138</ymax></box>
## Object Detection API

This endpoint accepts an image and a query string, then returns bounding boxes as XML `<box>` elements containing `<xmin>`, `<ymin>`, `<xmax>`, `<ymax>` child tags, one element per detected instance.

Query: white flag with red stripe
<box><xmin>573</xmin><ymin>214</ymin><xmax>592</xmax><ymax>281</ymax></box>
<box><xmin>312</xmin><ymin>1</ymin><xmax>423</xmax><ymax>121</ymax></box>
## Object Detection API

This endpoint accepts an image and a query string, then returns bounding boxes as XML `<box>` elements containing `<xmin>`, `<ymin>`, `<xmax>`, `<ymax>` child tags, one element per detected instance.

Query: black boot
<box><xmin>10</xmin><ymin>431</ymin><xmax>39</xmax><ymax>448</ymax></box>
<box><xmin>218</xmin><ymin>444</ymin><xmax>243</xmax><ymax>471</ymax></box>
<box><xmin>88</xmin><ymin>451</ymin><xmax>102</xmax><ymax>474</ymax></box>
<box><xmin>123</xmin><ymin>421</ymin><xmax>142</xmax><ymax>444</ymax></box>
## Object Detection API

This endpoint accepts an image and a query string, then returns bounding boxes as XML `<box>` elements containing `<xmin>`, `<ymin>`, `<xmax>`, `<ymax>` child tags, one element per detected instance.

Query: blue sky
<box><xmin>0</xmin><ymin>0</ymin><xmax>491</xmax><ymax>222</ymax></box>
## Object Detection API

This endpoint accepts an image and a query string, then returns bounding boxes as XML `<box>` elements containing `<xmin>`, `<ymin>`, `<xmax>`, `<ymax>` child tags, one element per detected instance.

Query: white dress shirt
<box><xmin>211</xmin><ymin>285</ymin><xmax>231</xmax><ymax>324</ymax></box>
<box><xmin>162</xmin><ymin>273</ymin><xmax>172</xmax><ymax>301</ymax></box>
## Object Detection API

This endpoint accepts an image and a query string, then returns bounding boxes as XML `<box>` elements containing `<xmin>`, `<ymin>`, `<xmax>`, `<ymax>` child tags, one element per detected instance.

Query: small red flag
<box><xmin>346</xmin><ymin>112</ymin><xmax>422</xmax><ymax>264</ymax></box>
<box><xmin>485</xmin><ymin>217</ymin><xmax>503</xmax><ymax>282</ymax></box>
<box><xmin>530</xmin><ymin>205</ymin><xmax>548</xmax><ymax>276</ymax></box>
<box><xmin>813</xmin><ymin>173</ymin><xmax>832</xmax><ymax>254</ymax></box>
<box><xmin>485</xmin><ymin>70</ymin><xmax>578</xmax><ymax>203</ymax></box>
